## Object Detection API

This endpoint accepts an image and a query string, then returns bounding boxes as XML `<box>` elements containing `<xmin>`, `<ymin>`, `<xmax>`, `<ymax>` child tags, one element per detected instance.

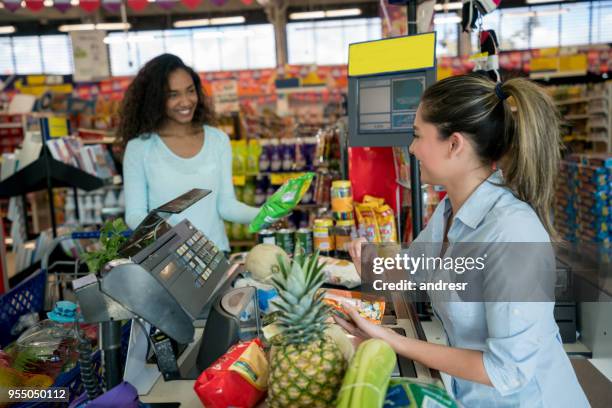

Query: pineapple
<box><xmin>267</xmin><ymin>250</ymin><xmax>346</xmax><ymax>408</ymax></box>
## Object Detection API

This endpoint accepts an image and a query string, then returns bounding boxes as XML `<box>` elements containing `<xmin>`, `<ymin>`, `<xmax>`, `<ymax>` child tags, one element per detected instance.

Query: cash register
<box><xmin>73</xmin><ymin>189</ymin><xmax>261</xmax><ymax>394</ymax></box>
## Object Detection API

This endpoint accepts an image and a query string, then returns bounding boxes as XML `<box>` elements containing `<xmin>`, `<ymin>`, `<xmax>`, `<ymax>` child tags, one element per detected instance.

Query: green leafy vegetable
<box><xmin>81</xmin><ymin>218</ymin><xmax>129</xmax><ymax>273</ymax></box>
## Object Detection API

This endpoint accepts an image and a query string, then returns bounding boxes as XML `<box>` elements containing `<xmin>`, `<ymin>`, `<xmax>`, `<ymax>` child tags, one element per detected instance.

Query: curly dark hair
<box><xmin>116</xmin><ymin>53</ymin><xmax>216</xmax><ymax>147</ymax></box>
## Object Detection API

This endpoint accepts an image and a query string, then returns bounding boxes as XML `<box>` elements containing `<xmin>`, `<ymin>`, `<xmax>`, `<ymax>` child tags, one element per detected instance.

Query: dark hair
<box><xmin>117</xmin><ymin>54</ymin><xmax>216</xmax><ymax>146</ymax></box>
<box><xmin>420</xmin><ymin>73</ymin><xmax>562</xmax><ymax>239</ymax></box>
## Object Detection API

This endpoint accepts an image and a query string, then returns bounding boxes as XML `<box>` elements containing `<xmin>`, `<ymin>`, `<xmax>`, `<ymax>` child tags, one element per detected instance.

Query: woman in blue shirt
<box><xmin>118</xmin><ymin>54</ymin><xmax>258</xmax><ymax>252</ymax></box>
<box><xmin>339</xmin><ymin>74</ymin><xmax>589</xmax><ymax>407</ymax></box>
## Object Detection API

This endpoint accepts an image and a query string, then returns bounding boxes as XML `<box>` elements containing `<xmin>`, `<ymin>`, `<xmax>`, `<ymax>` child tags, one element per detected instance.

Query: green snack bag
<box><xmin>249</xmin><ymin>172</ymin><xmax>315</xmax><ymax>233</ymax></box>
<box><xmin>383</xmin><ymin>378</ymin><xmax>458</xmax><ymax>408</ymax></box>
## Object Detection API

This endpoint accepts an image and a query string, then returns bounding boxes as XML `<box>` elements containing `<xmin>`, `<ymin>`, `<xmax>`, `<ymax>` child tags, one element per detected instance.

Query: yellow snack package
<box><xmin>356</xmin><ymin>202</ymin><xmax>381</xmax><ymax>243</ymax></box>
<box><xmin>376</xmin><ymin>204</ymin><xmax>397</xmax><ymax>243</ymax></box>
<box><xmin>363</xmin><ymin>195</ymin><xmax>385</xmax><ymax>206</ymax></box>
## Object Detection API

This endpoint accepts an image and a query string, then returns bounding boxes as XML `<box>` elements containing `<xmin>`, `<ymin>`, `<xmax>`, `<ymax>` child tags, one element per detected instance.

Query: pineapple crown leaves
<box><xmin>270</xmin><ymin>250</ymin><xmax>332</xmax><ymax>344</ymax></box>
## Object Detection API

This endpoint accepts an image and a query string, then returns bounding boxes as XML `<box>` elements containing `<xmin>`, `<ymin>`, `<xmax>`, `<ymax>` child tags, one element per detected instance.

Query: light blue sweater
<box><xmin>122</xmin><ymin>125</ymin><xmax>259</xmax><ymax>251</ymax></box>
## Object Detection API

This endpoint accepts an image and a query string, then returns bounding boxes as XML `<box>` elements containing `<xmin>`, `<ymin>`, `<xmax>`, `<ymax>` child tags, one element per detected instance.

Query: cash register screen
<box><xmin>119</xmin><ymin>213</ymin><xmax>172</xmax><ymax>259</ymax></box>
<box><xmin>118</xmin><ymin>189</ymin><xmax>211</xmax><ymax>259</ymax></box>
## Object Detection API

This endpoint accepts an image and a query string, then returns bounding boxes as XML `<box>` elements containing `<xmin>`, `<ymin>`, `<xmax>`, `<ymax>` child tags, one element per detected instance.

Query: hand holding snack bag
<box><xmin>319</xmin><ymin>289</ymin><xmax>385</xmax><ymax>324</ymax></box>
<box><xmin>249</xmin><ymin>172</ymin><xmax>315</xmax><ymax>233</ymax></box>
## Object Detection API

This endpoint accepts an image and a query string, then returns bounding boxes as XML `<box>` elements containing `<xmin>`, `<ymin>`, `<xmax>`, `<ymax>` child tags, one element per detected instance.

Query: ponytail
<box><xmin>420</xmin><ymin>74</ymin><xmax>561</xmax><ymax>240</ymax></box>
<box><xmin>500</xmin><ymin>79</ymin><xmax>562</xmax><ymax>240</ymax></box>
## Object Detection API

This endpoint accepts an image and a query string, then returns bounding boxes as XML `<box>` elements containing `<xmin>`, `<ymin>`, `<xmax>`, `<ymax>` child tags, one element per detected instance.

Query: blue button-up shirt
<box><xmin>412</xmin><ymin>171</ymin><xmax>589</xmax><ymax>407</ymax></box>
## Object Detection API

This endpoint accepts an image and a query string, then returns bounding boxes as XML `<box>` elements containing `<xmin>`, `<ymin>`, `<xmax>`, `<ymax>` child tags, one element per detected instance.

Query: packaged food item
<box><xmin>334</xmin><ymin>220</ymin><xmax>358</xmax><ymax>257</ymax></box>
<box><xmin>376</xmin><ymin>205</ymin><xmax>397</xmax><ymax>243</ymax></box>
<box><xmin>254</xmin><ymin>176</ymin><xmax>268</xmax><ymax>206</ymax></box>
<box><xmin>258</xmin><ymin>139</ymin><xmax>271</xmax><ymax>172</ymax></box>
<box><xmin>383</xmin><ymin>378</ymin><xmax>458</xmax><ymax>408</ymax></box>
<box><xmin>232</xmin><ymin>140</ymin><xmax>247</xmax><ymax>176</ymax></box>
<box><xmin>246</xmin><ymin>139</ymin><xmax>261</xmax><ymax>176</ymax></box>
<box><xmin>363</xmin><ymin>195</ymin><xmax>385</xmax><ymax>206</ymax></box>
<box><xmin>257</xmin><ymin>229</ymin><xmax>276</xmax><ymax>245</ymax></box>
<box><xmin>194</xmin><ymin>339</ymin><xmax>268</xmax><ymax>408</ymax></box>
<box><xmin>337</xmin><ymin>339</ymin><xmax>396</xmax><ymax>408</ymax></box>
<box><xmin>313</xmin><ymin>218</ymin><xmax>335</xmax><ymax>255</ymax></box>
<box><xmin>249</xmin><ymin>172</ymin><xmax>315</xmax><ymax>233</ymax></box>
<box><xmin>275</xmin><ymin>228</ymin><xmax>295</xmax><ymax>255</ymax></box>
<box><xmin>356</xmin><ymin>203</ymin><xmax>381</xmax><ymax>243</ymax></box>
<box><xmin>281</xmin><ymin>139</ymin><xmax>296</xmax><ymax>172</ymax></box>
<box><xmin>231</xmin><ymin>222</ymin><xmax>244</xmax><ymax>240</ymax></box>
<box><xmin>319</xmin><ymin>289</ymin><xmax>385</xmax><ymax>324</ymax></box>
<box><xmin>331</xmin><ymin>180</ymin><xmax>354</xmax><ymax>220</ymax></box>
<box><xmin>294</xmin><ymin>228</ymin><xmax>313</xmax><ymax>256</ymax></box>
<box><xmin>270</xmin><ymin>139</ymin><xmax>282</xmax><ymax>172</ymax></box>
<box><xmin>319</xmin><ymin>256</ymin><xmax>360</xmax><ymax>289</ymax></box>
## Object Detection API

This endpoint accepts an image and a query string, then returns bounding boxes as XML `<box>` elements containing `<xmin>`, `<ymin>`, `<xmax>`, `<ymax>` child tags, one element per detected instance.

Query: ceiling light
<box><xmin>44</xmin><ymin>0</ymin><xmax>53</xmax><ymax>6</ymax></box>
<box><xmin>20</xmin><ymin>1</ymin><xmax>25</xmax><ymax>7</ymax></box>
<box><xmin>0</xmin><ymin>26</ymin><xmax>16</xmax><ymax>35</ymax></box>
<box><xmin>434</xmin><ymin>15</ymin><xmax>462</xmax><ymax>25</ymax></box>
<box><xmin>325</xmin><ymin>8</ymin><xmax>362</xmax><ymax>18</ymax></box>
<box><xmin>434</xmin><ymin>2</ymin><xmax>463</xmax><ymax>11</ymax></box>
<box><xmin>289</xmin><ymin>11</ymin><xmax>326</xmax><ymax>20</ymax></box>
<box><xmin>209</xmin><ymin>16</ymin><xmax>246</xmax><ymax>25</ymax></box>
<box><xmin>58</xmin><ymin>23</ymin><xmax>96</xmax><ymax>32</ymax></box>
<box><xmin>174</xmin><ymin>19</ymin><xmax>211</xmax><ymax>28</ymax></box>
<box><xmin>70</xmin><ymin>0</ymin><xmax>79</xmax><ymax>5</ymax></box>
<box><xmin>289</xmin><ymin>8</ymin><xmax>362</xmax><ymax>21</ymax></box>
<box><xmin>96</xmin><ymin>22</ymin><xmax>131</xmax><ymax>30</ymax></box>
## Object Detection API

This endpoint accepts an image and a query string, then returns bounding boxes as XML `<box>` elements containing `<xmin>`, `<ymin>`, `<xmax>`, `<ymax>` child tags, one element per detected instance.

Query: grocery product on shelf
<box><xmin>313</xmin><ymin>218</ymin><xmax>335</xmax><ymax>256</ymax></box>
<box><xmin>267</xmin><ymin>252</ymin><xmax>346</xmax><ymax>407</ymax></box>
<box><xmin>334</xmin><ymin>219</ymin><xmax>358</xmax><ymax>258</ymax></box>
<box><xmin>331</xmin><ymin>180</ymin><xmax>354</xmax><ymax>221</ymax></box>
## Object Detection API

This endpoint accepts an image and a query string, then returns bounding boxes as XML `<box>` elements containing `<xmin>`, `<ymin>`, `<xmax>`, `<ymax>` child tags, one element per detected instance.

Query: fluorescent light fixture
<box><xmin>103</xmin><ymin>35</ymin><xmax>156</xmax><ymax>44</ymax></box>
<box><xmin>193</xmin><ymin>31</ymin><xmax>223</xmax><ymax>39</ymax></box>
<box><xmin>434</xmin><ymin>15</ymin><xmax>462</xmax><ymax>25</ymax></box>
<box><xmin>290</xmin><ymin>11</ymin><xmax>326</xmax><ymax>20</ymax></box>
<box><xmin>96</xmin><ymin>22</ymin><xmax>131</xmax><ymax>30</ymax></box>
<box><xmin>174</xmin><ymin>19</ymin><xmax>211</xmax><ymax>28</ymax></box>
<box><xmin>70</xmin><ymin>0</ymin><xmax>79</xmax><ymax>5</ymax></box>
<box><xmin>289</xmin><ymin>8</ymin><xmax>362</xmax><ymax>20</ymax></box>
<box><xmin>0</xmin><ymin>25</ymin><xmax>16</xmax><ymax>35</ymax></box>
<box><xmin>20</xmin><ymin>1</ymin><xmax>25</xmax><ymax>7</ymax></box>
<box><xmin>434</xmin><ymin>2</ymin><xmax>463</xmax><ymax>11</ymax></box>
<box><xmin>209</xmin><ymin>16</ymin><xmax>246</xmax><ymax>25</ymax></box>
<box><xmin>44</xmin><ymin>0</ymin><xmax>53</xmax><ymax>6</ymax></box>
<box><xmin>325</xmin><ymin>8</ymin><xmax>362</xmax><ymax>18</ymax></box>
<box><xmin>58</xmin><ymin>23</ymin><xmax>96</xmax><ymax>32</ymax></box>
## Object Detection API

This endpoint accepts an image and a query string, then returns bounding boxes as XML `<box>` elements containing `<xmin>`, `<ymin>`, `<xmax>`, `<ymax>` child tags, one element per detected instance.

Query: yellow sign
<box><xmin>48</xmin><ymin>117</ymin><xmax>69</xmax><ymax>138</ymax></box>
<box><xmin>559</xmin><ymin>54</ymin><xmax>587</xmax><ymax>73</ymax></box>
<box><xmin>233</xmin><ymin>176</ymin><xmax>246</xmax><ymax>186</ymax></box>
<box><xmin>348</xmin><ymin>33</ymin><xmax>436</xmax><ymax>77</ymax></box>
<box><xmin>530</xmin><ymin>57</ymin><xmax>559</xmax><ymax>72</ymax></box>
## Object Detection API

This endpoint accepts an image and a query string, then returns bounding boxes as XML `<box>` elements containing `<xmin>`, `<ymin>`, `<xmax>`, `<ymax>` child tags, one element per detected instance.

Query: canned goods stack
<box><xmin>257</xmin><ymin>227</ymin><xmax>314</xmax><ymax>257</ymax></box>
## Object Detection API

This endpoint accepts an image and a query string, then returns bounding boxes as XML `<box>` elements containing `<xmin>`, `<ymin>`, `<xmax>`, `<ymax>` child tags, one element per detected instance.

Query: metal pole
<box><xmin>407</xmin><ymin>2</ymin><xmax>423</xmax><ymax>239</ymax></box>
<box><xmin>100</xmin><ymin>320</ymin><xmax>123</xmax><ymax>390</ymax></box>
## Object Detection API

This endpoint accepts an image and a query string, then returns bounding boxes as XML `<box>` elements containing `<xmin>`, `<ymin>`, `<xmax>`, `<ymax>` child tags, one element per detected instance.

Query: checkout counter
<box><xmin>72</xmin><ymin>189</ymin><xmax>437</xmax><ymax>407</ymax></box>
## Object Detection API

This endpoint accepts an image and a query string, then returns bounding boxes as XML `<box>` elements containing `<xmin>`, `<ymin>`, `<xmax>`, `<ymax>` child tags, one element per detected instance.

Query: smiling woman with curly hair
<box><xmin>119</xmin><ymin>54</ymin><xmax>259</xmax><ymax>251</ymax></box>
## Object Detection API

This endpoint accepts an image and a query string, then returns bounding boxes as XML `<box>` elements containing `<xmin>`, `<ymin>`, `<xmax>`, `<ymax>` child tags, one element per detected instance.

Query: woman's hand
<box><xmin>348</xmin><ymin>237</ymin><xmax>368</xmax><ymax>277</ymax></box>
<box><xmin>332</xmin><ymin>302</ymin><xmax>394</xmax><ymax>343</ymax></box>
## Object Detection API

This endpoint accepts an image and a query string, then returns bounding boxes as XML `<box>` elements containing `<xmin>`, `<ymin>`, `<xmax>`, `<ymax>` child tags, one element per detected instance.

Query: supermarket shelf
<box><xmin>587</xmin><ymin>110</ymin><xmax>609</xmax><ymax>116</ymax></box>
<box><xmin>555</xmin><ymin>97</ymin><xmax>591</xmax><ymax>106</ymax></box>
<box><xmin>0</xmin><ymin>123</ymin><xmax>23</xmax><ymax>129</ymax></box>
<box><xmin>82</xmin><ymin>136</ymin><xmax>117</xmax><ymax>145</ymax></box>
<box><xmin>565</xmin><ymin>114</ymin><xmax>590</xmax><ymax>120</ymax></box>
